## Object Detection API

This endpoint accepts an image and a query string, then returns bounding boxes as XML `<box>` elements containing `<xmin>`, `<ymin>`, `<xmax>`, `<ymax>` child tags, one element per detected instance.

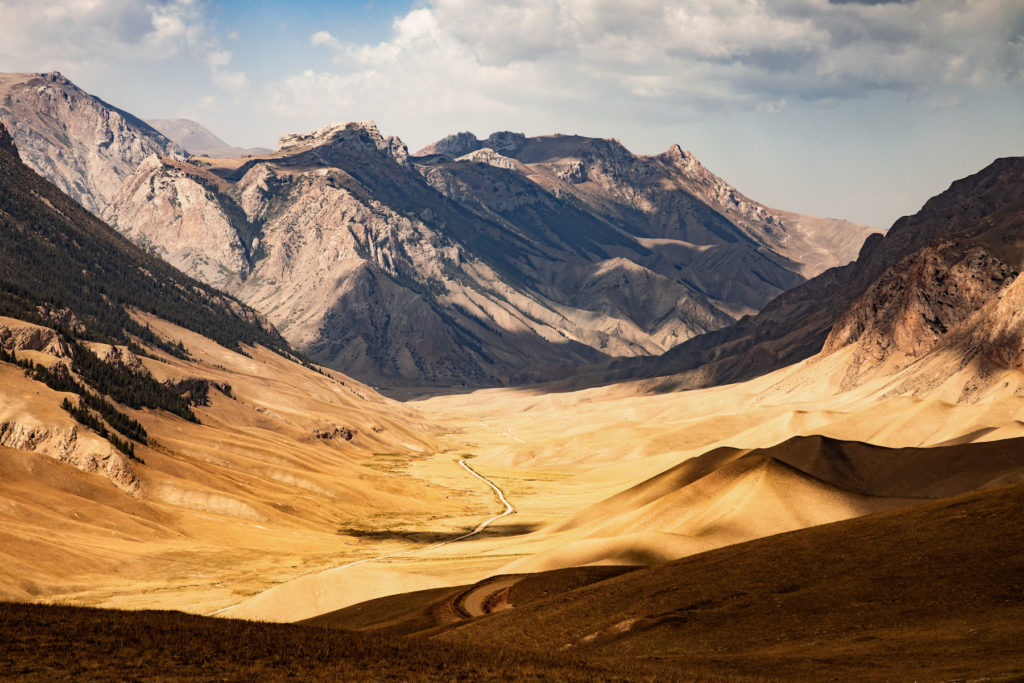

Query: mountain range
<box><xmin>0</xmin><ymin>71</ymin><xmax>877</xmax><ymax>389</ymax></box>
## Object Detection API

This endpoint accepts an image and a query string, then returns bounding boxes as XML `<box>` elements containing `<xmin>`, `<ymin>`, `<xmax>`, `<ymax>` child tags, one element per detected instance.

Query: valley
<box><xmin>0</xmin><ymin>59</ymin><xmax>1022</xmax><ymax>680</ymax></box>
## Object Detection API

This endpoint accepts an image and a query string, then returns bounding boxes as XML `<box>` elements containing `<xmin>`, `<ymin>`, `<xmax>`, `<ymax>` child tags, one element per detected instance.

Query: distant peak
<box><xmin>483</xmin><ymin>131</ymin><xmax>526</xmax><ymax>155</ymax></box>
<box><xmin>39</xmin><ymin>71</ymin><xmax>73</xmax><ymax>87</ymax></box>
<box><xmin>415</xmin><ymin>131</ymin><xmax>480</xmax><ymax>158</ymax></box>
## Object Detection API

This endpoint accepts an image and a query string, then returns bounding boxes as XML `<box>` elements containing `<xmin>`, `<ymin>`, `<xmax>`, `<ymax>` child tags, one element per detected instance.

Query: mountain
<box><xmin>0</xmin><ymin>72</ymin><xmax>183</xmax><ymax>215</ymax></box>
<box><xmin>146</xmin><ymin>118</ymin><xmax>271</xmax><ymax>158</ymax></box>
<box><xmin>102</xmin><ymin>121</ymin><xmax>877</xmax><ymax>388</ymax></box>
<box><xmin>590</xmin><ymin>156</ymin><xmax>1024</xmax><ymax>392</ymax></box>
<box><xmin>419</xmin><ymin>131</ymin><xmax>878</xmax><ymax>280</ymax></box>
<box><xmin>0</xmin><ymin>72</ymin><xmax>879</xmax><ymax>388</ymax></box>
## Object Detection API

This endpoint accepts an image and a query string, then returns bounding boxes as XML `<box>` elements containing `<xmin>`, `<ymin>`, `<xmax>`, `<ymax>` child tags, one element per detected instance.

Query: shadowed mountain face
<box><xmin>0</xmin><ymin>122</ymin><xmax>284</xmax><ymax>355</ymax></box>
<box><xmin>588</xmin><ymin>156</ymin><xmax>1024</xmax><ymax>393</ymax></box>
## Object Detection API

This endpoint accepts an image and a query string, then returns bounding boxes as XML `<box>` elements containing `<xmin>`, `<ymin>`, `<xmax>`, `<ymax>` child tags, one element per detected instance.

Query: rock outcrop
<box><xmin>0</xmin><ymin>417</ymin><xmax>140</xmax><ymax>495</ymax></box>
<box><xmin>0</xmin><ymin>317</ymin><xmax>71</xmax><ymax>357</ymax></box>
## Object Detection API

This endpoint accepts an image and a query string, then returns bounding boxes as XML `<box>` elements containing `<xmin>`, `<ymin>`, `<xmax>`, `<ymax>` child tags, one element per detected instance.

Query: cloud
<box><xmin>0</xmin><ymin>0</ymin><xmax>243</xmax><ymax>92</ymax></box>
<box><xmin>0</xmin><ymin>0</ymin><xmax>206</xmax><ymax>69</ymax></box>
<box><xmin>206</xmin><ymin>50</ymin><xmax>248</xmax><ymax>93</ymax></box>
<box><xmin>284</xmin><ymin>0</ymin><xmax>1023</xmax><ymax>137</ymax></box>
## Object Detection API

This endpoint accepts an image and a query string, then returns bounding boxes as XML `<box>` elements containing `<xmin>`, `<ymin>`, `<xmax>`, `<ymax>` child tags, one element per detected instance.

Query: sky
<box><xmin>0</xmin><ymin>0</ymin><xmax>1022</xmax><ymax>228</ymax></box>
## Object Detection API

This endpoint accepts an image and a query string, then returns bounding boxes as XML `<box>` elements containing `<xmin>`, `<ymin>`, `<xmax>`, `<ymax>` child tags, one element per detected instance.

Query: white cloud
<box><xmin>0</xmin><ymin>0</ymin><xmax>243</xmax><ymax>93</ymax></box>
<box><xmin>206</xmin><ymin>50</ymin><xmax>233</xmax><ymax>68</ymax></box>
<box><xmin>206</xmin><ymin>50</ymin><xmax>248</xmax><ymax>93</ymax></box>
<box><xmin>0</xmin><ymin>0</ymin><xmax>207</xmax><ymax>68</ymax></box>
<box><xmin>284</xmin><ymin>0</ymin><xmax>1023</xmax><ymax>139</ymax></box>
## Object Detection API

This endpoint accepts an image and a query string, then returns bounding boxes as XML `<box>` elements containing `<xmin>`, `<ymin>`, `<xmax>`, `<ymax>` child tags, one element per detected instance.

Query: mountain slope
<box><xmin>105</xmin><ymin>122</ymin><xmax>760</xmax><ymax>387</ymax></box>
<box><xmin>592</xmin><ymin>156</ymin><xmax>1024</xmax><ymax>392</ymax></box>
<box><xmin>419</xmin><ymin>131</ymin><xmax>878</xmax><ymax>280</ymax></box>
<box><xmin>0</xmin><ymin>72</ymin><xmax>182</xmax><ymax>215</ymax></box>
<box><xmin>424</xmin><ymin>480</ymin><xmax>1024</xmax><ymax>681</ymax></box>
<box><xmin>817</xmin><ymin>194</ymin><xmax>1024</xmax><ymax>401</ymax></box>
<box><xmin>7</xmin><ymin>482</ymin><xmax>1023</xmax><ymax>680</ymax></box>
<box><xmin>105</xmin><ymin>123</ymin><xmax>874</xmax><ymax>388</ymax></box>
<box><xmin>0</xmin><ymin>124</ymin><xmax>496</xmax><ymax>610</ymax></box>
<box><xmin>0</xmin><ymin>71</ymin><xmax>877</xmax><ymax>389</ymax></box>
<box><xmin>0</xmin><ymin>122</ymin><xmax>284</xmax><ymax>354</ymax></box>
<box><xmin>494</xmin><ymin>431</ymin><xmax>1024</xmax><ymax>573</ymax></box>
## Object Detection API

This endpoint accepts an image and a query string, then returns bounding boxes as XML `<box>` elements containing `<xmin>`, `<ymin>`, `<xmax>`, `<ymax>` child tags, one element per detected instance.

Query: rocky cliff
<box><xmin>817</xmin><ymin>180</ymin><xmax>1024</xmax><ymax>398</ymax></box>
<box><xmin>0</xmin><ymin>72</ymin><xmax>183</xmax><ymax>215</ymax></box>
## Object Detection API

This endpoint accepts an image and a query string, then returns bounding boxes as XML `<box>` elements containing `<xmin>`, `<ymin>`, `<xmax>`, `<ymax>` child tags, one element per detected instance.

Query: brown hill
<box><xmin>431</xmin><ymin>481</ymin><xmax>1024</xmax><ymax>680</ymax></box>
<box><xmin>6</xmin><ymin>482</ymin><xmax>1022</xmax><ymax>680</ymax></box>
<box><xmin>493</xmin><ymin>432</ymin><xmax>1024</xmax><ymax>573</ymax></box>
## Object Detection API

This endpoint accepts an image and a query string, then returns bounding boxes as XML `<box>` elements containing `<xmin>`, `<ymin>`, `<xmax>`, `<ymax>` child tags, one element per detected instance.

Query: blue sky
<box><xmin>0</xmin><ymin>0</ymin><xmax>1022</xmax><ymax>228</ymax></box>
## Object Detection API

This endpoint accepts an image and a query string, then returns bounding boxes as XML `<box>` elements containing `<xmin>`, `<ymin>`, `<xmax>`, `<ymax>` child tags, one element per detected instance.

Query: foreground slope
<box><xmin>425</xmin><ymin>481</ymin><xmax>1024</xmax><ymax>681</ymax></box>
<box><xmin>7</xmin><ymin>481</ymin><xmax>1020</xmax><ymax>681</ymax></box>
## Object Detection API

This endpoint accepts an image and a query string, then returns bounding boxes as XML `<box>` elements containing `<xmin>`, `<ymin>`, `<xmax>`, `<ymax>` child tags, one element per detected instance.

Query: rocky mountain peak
<box><xmin>41</xmin><ymin>71</ymin><xmax>72</xmax><ymax>86</ymax></box>
<box><xmin>455</xmin><ymin>147</ymin><xmax>518</xmax><ymax>170</ymax></box>
<box><xmin>275</xmin><ymin>120</ymin><xmax>409</xmax><ymax>166</ymax></box>
<box><xmin>417</xmin><ymin>131</ymin><xmax>480</xmax><ymax>157</ymax></box>
<box><xmin>415</xmin><ymin>130</ymin><xmax>527</xmax><ymax>159</ymax></box>
<box><xmin>483</xmin><ymin>131</ymin><xmax>527</xmax><ymax>156</ymax></box>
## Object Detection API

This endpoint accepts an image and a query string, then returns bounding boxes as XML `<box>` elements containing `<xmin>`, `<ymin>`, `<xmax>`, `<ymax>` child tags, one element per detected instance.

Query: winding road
<box><xmin>209</xmin><ymin>457</ymin><xmax>514</xmax><ymax>616</ymax></box>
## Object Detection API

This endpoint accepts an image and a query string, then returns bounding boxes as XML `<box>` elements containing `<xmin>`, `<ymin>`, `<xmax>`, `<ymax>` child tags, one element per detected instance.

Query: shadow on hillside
<box><xmin>339</xmin><ymin>522</ymin><xmax>541</xmax><ymax>543</ymax></box>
